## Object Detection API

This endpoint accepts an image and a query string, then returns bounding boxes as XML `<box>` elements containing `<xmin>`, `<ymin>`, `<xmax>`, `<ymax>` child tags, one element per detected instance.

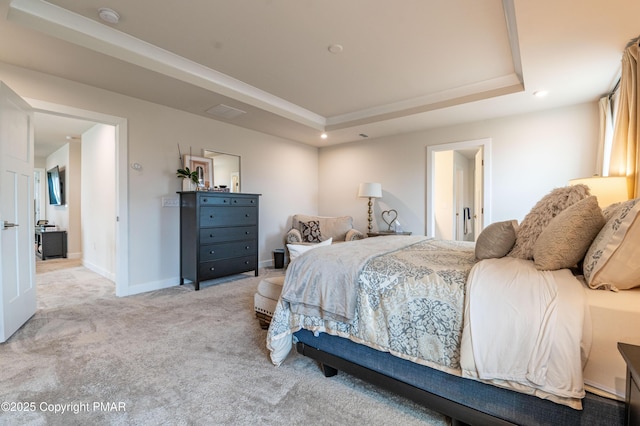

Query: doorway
<box><xmin>34</xmin><ymin>116</ymin><xmax>116</xmax><ymax>280</ymax></box>
<box><xmin>28</xmin><ymin>98</ymin><xmax>129</xmax><ymax>296</ymax></box>
<box><xmin>426</xmin><ymin>139</ymin><xmax>492</xmax><ymax>239</ymax></box>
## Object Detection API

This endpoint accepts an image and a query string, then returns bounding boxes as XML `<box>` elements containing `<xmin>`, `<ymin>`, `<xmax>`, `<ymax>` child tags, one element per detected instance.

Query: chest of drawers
<box><xmin>179</xmin><ymin>191</ymin><xmax>260</xmax><ymax>290</ymax></box>
<box><xmin>619</xmin><ymin>342</ymin><xmax>640</xmax><ymax>425</ymax></box>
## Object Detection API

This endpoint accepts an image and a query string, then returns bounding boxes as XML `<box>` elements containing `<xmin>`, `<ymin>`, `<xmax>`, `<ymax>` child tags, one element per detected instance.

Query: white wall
<box><xmin>81</xmin><ymin>124</ymin><xmax>116</xmax><ymax>280</ymax></box>
<box><xmin>0</xmin><ymin>60</ymin><xmax>600</xmax><ymax>295</ymax></box>
<box><xmin>0</xmin><ymin>61</ymin><xmax>318</xmax><ymax>295</ymax></box>
<box><xmin>319</xmin><ymin>102</ymin><xmax>599</xmax><ymax>235</ymax></box>
<box><xmin>44</xmin><ymin>142</ymin><xmax>81</xmax><ymax>258</ymax></box>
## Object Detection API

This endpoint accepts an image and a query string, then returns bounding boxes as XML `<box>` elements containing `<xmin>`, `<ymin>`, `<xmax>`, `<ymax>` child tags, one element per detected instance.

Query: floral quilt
<box><xmin>267</xmin><ymin>238</ymin><xmax>478</xmax><ymax>374</ymax></box>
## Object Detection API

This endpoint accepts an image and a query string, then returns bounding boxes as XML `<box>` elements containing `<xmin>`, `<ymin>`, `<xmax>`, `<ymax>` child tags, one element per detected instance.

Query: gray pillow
<box><xmin>475</xmin><ymin>220</ymin><xmax>518</xmax><ymax>259</ymax></box>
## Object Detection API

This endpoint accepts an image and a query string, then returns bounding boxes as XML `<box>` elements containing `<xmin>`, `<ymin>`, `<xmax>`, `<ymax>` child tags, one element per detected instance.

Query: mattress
<box><xmin>582</xmin><ymin>283</ymin><xmax>640</xmax><ymax>400</ymax></box>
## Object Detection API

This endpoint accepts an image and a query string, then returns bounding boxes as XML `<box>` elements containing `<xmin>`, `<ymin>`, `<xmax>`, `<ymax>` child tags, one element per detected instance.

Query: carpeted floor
<box><xmin>0</xmin><ymin>264</ymin><xmax>449</xmax><ymax>425</ymax></box>
<box><xmin>35</xmin><ymin>257</ymin><xmax>83</xmax><ymax>274</ymax></box>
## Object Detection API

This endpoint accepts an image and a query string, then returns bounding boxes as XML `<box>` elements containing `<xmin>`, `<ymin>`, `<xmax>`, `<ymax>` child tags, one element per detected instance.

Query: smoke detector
<box><xmin>98</xmin><ymin>8</ymin><xmax>120</xmax><ymax>24</ymax></box>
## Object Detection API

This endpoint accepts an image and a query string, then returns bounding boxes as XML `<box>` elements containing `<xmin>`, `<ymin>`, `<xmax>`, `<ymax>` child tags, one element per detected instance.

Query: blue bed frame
<box><xmin>294</xmin><ymin>329</ymin><xmax>625</xmax><ymax>425</ymax></box>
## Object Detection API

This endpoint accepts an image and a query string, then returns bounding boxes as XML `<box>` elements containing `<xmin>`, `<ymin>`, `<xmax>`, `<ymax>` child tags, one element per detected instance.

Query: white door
<box><xmin>0</xmin><ymin>82</ymin><xmax>36</xmax><ymax>343</ymax></box>
<box><xmin>454</xmin><ymin>167</ymin><xmax>464</xmax><ymax>240</ymax></box>
<box><xmin>474</xmin><ymin>147</ymin><xmax>484</xmax><ymax>239</ymax></box>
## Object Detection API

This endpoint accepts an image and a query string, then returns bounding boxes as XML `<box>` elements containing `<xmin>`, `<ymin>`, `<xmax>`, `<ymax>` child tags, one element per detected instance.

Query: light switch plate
<box><xmin>162</xmin><ymin>196</ymin><xmax>179</xmax><ymax>207</ymax></box>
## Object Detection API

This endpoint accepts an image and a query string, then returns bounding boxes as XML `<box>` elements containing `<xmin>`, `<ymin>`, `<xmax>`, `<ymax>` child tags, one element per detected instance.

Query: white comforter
<box><xmin>460</xmin><ymin>257</ymin><xmax>591</xmax><ymax>410</ymax></box>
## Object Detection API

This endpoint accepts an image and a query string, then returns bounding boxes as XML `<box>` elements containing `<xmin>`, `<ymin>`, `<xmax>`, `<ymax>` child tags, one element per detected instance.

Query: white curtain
<box><xmin>609</xmin><ymin>40</ymin><xmax>639</xmax><ymax>198</ymax></box>
<box><xmin>597</xmin><ymin>96</ymin><xmax>614</xmax><ymax>176</ymax></box>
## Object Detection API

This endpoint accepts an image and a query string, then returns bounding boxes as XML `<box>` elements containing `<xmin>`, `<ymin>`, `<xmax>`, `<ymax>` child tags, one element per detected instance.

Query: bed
<box><xmin>266</xmin><ymin>188</ymin><xmax>640</xmax><ymax>425</ymax></box>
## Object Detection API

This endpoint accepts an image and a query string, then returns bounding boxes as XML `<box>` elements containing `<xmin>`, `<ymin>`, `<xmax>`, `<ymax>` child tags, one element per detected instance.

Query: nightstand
<box><xmin>618</xmin><ymin>342</ymin><xmax>640</xmax><ymax>425</ymax></box>
<box><xmin>367</xmin><ymin>231</ymin><xmax>412</xmax><ymax>237</ymax></box>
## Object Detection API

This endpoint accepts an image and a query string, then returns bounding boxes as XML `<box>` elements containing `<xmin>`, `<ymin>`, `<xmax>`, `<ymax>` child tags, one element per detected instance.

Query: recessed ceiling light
<box><xmin>320</xmin><ymin>133</ymin><xmax>328</xmax><ymax>139</ymax></box>
<box><xmin>533</xmin><ymin>90</ymin><xmax>548</xmax><ymax>98</ymax></box>
<box><xmin>98</xmin><ymin>8</ymin><xmax>120</xmax><ymax>24</ymax></box>
<box><xmin>328</xmin><ymin>44</ymin><xmax>343</xmax><ymax>54</ymax></box>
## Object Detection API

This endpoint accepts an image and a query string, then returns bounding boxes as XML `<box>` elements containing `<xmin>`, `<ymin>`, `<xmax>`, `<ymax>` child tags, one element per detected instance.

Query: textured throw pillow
<box><xmin>300</xmin><ymin>220</ymin><xmax>322</xmax><ymax>242</ymax></box>
<box><xmin>287</xmin><ymin>238</ymin><xmax>332</xmax><ymax>262</ymax></box>
<box><xmin>533</xmin><ymin>196</ymin><xmax>605</xmax><ymax>270</ymax></box>
<box><xmin>508</xmin><ymin>184</ymin><xmax>591</xmax><ymax>260</ymax></box>
<box><xmin>583</xmin><ymin>198</ymin><xmax>640</xmax><ymax>290</ymax></box>
<box><xmin>475</xmin><ymin>220</ymin><xmax>518</xmax><ymax>259</ymax></box>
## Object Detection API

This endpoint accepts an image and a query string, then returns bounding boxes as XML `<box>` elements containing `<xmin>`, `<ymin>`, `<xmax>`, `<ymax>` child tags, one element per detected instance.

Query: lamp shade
<box><xmin>358</xmin><ymin>182</ymin><xmax>382</xmax><ymax>198</ymax></box>
<box><xmin>569</xmin><ymin>176</ymin><xmax>629</xmax><ymax>208</ymax></box>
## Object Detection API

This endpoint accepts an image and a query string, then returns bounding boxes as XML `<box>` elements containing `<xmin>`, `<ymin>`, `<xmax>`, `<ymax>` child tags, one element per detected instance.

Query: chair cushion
<box><xmin>256</xmin><ymin>276</ymin><xmax>285</xmax><ymax>300</ymax></box>
<box><xmin>292</xmin><ymin>214</ymin><xmax>354</xmax><ymax>242</ymax></box>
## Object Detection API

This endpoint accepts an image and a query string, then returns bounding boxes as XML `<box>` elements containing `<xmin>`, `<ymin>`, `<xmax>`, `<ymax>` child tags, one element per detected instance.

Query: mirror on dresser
<box><xmin>203</xmin><ymin>150</ymin><xmax>241</xmax><ymax>192</ymax></box>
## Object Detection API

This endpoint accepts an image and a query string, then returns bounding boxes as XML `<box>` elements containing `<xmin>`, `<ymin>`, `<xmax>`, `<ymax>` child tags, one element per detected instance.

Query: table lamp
<box><xmin>358</xmin><ymin>182</ymin><xmax>382</xmax><ymax>232</ymax></box>
<box><xmin>569</xmin><ymin>176</ymin><xmax>629</xmax><ymax>208</ymax></box>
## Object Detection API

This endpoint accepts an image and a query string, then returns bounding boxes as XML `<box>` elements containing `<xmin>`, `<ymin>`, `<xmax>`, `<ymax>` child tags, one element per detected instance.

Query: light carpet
<box><xmin>0</xmin><ymin>265</ymin><xmax>449</xmax><ymax>425</ymax></box>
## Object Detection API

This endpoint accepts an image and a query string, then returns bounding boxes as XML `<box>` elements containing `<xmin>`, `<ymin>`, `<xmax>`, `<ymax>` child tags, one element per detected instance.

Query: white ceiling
<box><xmin>33</xmin><ymin>112</ymin><xmax>96</xmax><ymax>159</ymax></box>
<box><xmin>1</xmin><ymin>0</ymin><xmax>639</xmax><ymax>154</ymax></box>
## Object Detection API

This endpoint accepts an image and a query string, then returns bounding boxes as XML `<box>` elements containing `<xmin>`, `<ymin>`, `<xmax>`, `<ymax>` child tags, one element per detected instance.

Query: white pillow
<box><xmin>287</xmin><ymin>238</ymin><xmax>332</xmax><ymax>262</ymax></box>
<box><xmin>583</xmin><ymin>198</ymin><xmax>640</xmax><ymax>290</ymax></box>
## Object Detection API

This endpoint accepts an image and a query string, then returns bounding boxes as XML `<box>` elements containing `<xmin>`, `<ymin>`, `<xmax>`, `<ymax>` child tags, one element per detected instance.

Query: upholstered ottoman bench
<box><xmin>254</xmin><ymin>275</ymin><xmax>285</xmax><ymax>329</ymax></box>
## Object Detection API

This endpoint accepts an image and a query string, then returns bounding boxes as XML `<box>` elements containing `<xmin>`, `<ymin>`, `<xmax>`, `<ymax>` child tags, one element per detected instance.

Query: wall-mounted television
<box><xmin>47</xmin><ymin>165</ymin><xmax>65</xmax><ymax>206</ymax></box>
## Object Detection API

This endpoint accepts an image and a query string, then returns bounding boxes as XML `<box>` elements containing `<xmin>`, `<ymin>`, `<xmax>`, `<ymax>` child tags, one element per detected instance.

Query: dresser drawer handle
<box><xmin>209</xmin><ymin>250</ymin><xmax>215</xmax><ymax>254</ymax></box>
<box><xmin>209</xmin><ymin>267</ymin><xmax>215</xmax><ymax>271</ymax></box>
<box><xmin>209</xmin><ymin>234</ymin><xmax>214</xmax><ymax>238</ymax></box>
<box><xmin>245</xmin><ymin>214</ymin><xmax>250</xmax><ymax>218</ymax></box>
<box><xmin>245</xmin><ymin>246</ymin><xmax>250</xmax><ymax>250</ymax></box>
<box><xmin>244</xmin><ymin>261</ymin><xmax>250</xmax><ymax>265</ymax></box>
<box><xmin>245</xmin><ymin>231</ymin><xmax>250</xmax><ymax>234</ymax></box>
<box><xmin>210</xmin><ymin>215</ymin><xmax>214</xmax><ymax>219</ymax></box>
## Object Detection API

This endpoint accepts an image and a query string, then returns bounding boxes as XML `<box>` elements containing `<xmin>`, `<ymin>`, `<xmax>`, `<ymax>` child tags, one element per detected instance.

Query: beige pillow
<box><xmin>533</xmin><ymin>196</ymin><xmax>605</xmax><ymax>270</ymax></box>
<box><xmin>475</xmin><ymin>220</ymin><xmax>518</xmax><ymax>259</ymax></box>
<box><xmin>583</xmin><ymin>198</ymin><xmax>640</xmax><ymax>290</ymax></box>
<box><xmin>508</xmin><ymin>184</ymin><xmax>591</xmax><ymax>260</ymax></box>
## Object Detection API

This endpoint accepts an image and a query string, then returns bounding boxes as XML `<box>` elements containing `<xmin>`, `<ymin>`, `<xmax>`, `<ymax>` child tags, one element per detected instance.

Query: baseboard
<box><xmin>259</xmin><ymin>259</ymin><xmax>273</xmax><ymax>269</ymax></box>
<box><xmin>116</xmin><ymin>278</ymin><xmax>177</xmax><ymax>297</ymax></box>
<box><xmin>82</xmin><ymin>259</ymin><xmax>115</xmax><ymax>281</ymax></box>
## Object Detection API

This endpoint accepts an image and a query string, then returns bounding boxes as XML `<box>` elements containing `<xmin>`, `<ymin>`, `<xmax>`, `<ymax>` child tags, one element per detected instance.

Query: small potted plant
<box><xmin>177</xmin><ymin>167</ymin><xmax>199</xmax><ymax>191</ymax></box>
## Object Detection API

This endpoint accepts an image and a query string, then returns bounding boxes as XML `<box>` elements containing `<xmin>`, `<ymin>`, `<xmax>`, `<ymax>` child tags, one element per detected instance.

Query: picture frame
<box><xmin>183</xmin><ymin>154</ymin><xmax>213</xmax><ymax>189</ymax></box>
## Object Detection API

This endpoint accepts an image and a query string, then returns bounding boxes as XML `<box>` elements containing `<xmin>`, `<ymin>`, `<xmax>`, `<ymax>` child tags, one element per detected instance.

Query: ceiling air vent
<box><xmin>205</xmin><ymin>104</ymin><xmax>247</xmax><ymax>120</ymax></box>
